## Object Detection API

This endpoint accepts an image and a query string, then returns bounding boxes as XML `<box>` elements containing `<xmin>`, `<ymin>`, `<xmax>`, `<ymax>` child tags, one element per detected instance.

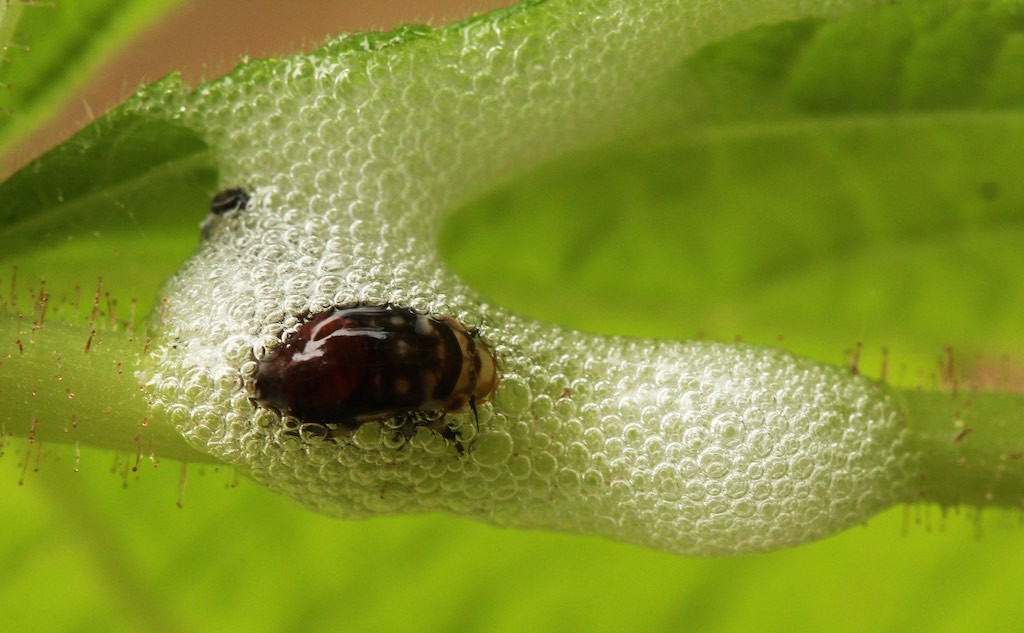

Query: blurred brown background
<box><xmin>6</xmin><ymin>0</ymin><xmax>514</xmax><ymax>174</ymax></box>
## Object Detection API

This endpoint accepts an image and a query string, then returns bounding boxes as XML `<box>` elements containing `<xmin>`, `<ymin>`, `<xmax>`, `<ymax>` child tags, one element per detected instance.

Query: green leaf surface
<box><xmin>0</xmin><ymin>100</ymin><xmax>215</xmax><ymax>323</ymax></box>
<box><xmin>445</xmin><ymin>0</ymin><xmax>1024</xmax><ymax>377</ymax></box>
<box><xmin>0</xmin><ymin>0</ymin><xmax>186</xmax><ymax>154</ymax></box>
<box><xmin>3</xmin><ymin>0</ymin><xmax>1024</xmax><ymax>631</ymax></box>
<box><xmin>445</xmin><ymin>114</ymin><xmax>1024</xmax><ymax>372</ymax></box>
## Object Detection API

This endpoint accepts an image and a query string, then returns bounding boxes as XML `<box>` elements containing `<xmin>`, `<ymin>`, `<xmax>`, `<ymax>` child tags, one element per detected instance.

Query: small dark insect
<box><xmin>200</xmin><ymin>187</ymin><xmax>250</xmax><ymax>238</ymax></box>
<box><xmin>253</xmin><ymin>305</ymin><xmax>498</xmax><ymax>448</ymax></box>
<box><xmin>209</xmin><ymin>187</ymin><xmax>250</xmax><ymax>215</ymax></box>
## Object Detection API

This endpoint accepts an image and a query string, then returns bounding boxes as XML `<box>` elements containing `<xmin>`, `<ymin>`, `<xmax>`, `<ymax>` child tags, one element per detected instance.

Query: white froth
<box><xmin>132</xmin><ymin>0</ymin><xmax>912</xmax><ymax>555</ymax></box>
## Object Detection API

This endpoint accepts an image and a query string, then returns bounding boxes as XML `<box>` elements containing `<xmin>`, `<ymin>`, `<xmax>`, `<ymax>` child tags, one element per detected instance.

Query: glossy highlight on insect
<box><xmin>201</xmin><ymin>187</ymin><xmax>250</xmax><ymax>238</ymax></box>
<box><xmin>253</xmin><ymin>305</ymin><xmax>498</xmax><ymax>444</ymax></box>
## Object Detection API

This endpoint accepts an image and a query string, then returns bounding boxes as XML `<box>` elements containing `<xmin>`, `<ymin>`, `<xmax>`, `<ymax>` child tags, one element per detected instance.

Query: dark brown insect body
<box><xmin>253</xmin><ymin>305</ymin><xmax>498</xmax><ymax>433</ymax></box>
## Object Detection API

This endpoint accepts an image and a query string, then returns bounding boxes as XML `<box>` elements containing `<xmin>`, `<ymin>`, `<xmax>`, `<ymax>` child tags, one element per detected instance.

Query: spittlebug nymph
<box><xmin>253</xmin><ymin>305</ymin><xmax>498</xmax><ymax>449</ymax></box>
<box><xmin>201</xmin><ymin>187</ymin><xmax>250</xmax><ymax>238</ymax></box>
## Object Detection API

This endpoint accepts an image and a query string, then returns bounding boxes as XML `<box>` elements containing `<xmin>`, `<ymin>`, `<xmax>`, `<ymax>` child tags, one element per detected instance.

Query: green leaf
<box><xmin>0</xmin><ymin>0</ymin><xmax>186</xmax><ymax>154</ymax></box>
<box><xmin>446</xmin><ymin>116</ymin><xmax>1024</xmax><ymax>369</ymax></box>
<box><xmin>446</xmin><ymin>0</ymin><xmax>1024</xmax><ymax>374</ymax></box>
<box><xmin>0</xmin><ymin>96</ymin><xmax>216</xmax><ymax>323</ymax></box>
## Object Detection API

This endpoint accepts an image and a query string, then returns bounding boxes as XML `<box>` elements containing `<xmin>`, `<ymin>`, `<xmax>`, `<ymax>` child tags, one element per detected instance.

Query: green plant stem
<box><xmin>901</xmin><ymin>387</ymin><xmax>1024</xmax><ymax>509</ymax></box>
<box><xmin>6</xmin><ymin>297</ymin><xmax>1024</xmax><ymax>510</ymax></box>
<box><xmin>0</xmin><ymin>312</ymin><xmax>218</xmax><ymax>464</ymax></box>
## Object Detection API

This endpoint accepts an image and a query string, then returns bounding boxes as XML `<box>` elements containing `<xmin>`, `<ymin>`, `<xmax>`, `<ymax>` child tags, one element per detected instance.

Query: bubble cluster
<box><xmin>132</xmin><ymin>0</ymin><xmax>913</xmax><ymax>555</ymax></box>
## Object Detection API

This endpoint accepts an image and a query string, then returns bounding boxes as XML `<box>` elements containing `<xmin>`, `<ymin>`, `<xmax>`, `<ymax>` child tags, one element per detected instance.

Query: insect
<box><xmin>200</xmin><ymin>187</ymin><xmax>250</xmax><ymax>238</ymax></box>
<box><xmin>253</xmin><ymin>304</ymin><xmax>498</xmax><ymax>448</ymax></box>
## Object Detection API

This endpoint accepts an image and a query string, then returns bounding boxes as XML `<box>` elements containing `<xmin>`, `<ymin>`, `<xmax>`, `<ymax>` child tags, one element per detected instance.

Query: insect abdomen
<box><xmin>254</xmin><ymin>305</ymin><xmax>497</xmax><ymax>428</ymax></box>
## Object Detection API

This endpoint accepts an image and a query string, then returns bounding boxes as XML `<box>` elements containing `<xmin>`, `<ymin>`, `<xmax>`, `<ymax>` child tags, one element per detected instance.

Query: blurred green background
<box><xmin>5</xmin><ymin>449</ymin><xmax>1022</xmax><ymax>632</ymax></box>
<box><xmin>3</xmin><ymin>1</ymin><xmax>1024</xmax><ymax>632</ymax></box>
